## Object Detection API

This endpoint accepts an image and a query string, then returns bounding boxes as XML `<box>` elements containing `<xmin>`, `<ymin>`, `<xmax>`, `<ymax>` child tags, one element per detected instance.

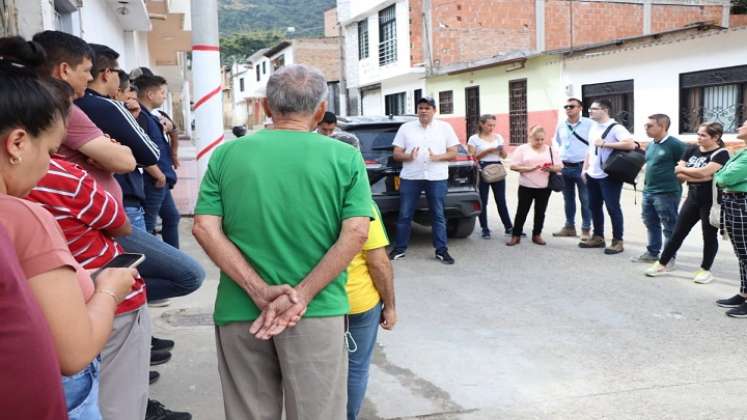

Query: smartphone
<box><xmin>91</xmin><ymin>253</ymin><xmax>145</xmax><ymax>281</ymax></box>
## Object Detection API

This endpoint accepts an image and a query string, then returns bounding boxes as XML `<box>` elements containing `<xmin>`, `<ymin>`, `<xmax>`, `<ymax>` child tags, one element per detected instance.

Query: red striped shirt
<box><xmin>26</xmin><ymin>158</ymin><xmax>146</xmax><ymax>314</ymax></box>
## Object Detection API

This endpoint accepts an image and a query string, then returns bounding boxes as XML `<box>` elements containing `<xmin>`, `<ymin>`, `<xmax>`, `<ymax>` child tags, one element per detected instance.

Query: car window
<box><xmin>344</xmin><ymin>126</ymin><xmax>398</xmax><ymax>163</ymax></box>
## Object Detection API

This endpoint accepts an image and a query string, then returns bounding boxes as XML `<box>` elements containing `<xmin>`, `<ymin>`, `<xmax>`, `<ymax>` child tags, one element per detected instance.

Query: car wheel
<box><xmin>447</xmin><ymin>216</ymin><xmax>476</xmax><ymax>239</ymax></box>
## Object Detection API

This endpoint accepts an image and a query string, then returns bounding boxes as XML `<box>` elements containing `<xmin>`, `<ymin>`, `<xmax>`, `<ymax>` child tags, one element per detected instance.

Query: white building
<box><xmin>337</xmin><ymin>0</ymin><xmax>425</xmax><ymax>116</ymax></box>
<box><xmin>559</xmin><ymin>25</ymin><xmax>747</xmax><ymax>143</ymax></box>
<box><xmin>229</xmin><ymin>48</ymin><xmax>271</xmax><ymax>128</ymax></box>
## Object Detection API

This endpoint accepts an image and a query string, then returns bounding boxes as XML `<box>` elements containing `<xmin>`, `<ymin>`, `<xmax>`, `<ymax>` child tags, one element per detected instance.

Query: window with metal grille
<box><xmin>509</xmin><ymin>80</ymin><xmax>527</xmax><ymax>144</ymax></box>
<box><xmin>413</xmin><ymin>89</ymin><xmax>422</xmax><ymax>113</ymax></box>
<box><xmin>358</xmin><ymin>20</ymin><xmax>369</xmax><ymax>60</ymax></box>
<box><xmin>378</xmin><ymin>5</ymin><xmax>397</xmax><ymax>66</ymax></box>
<box><xmin>256</xmin><ymin>65</ymin><xmax>261</xmax><ymax>82</ymax></box>
<box><xmin>385</xmin><ymin>92</ymin><xmax>406</xmax><ymax>116</ymax></box>
<box><xmin>581</xmin><ymin>80</ymin><xmax>635</xmax><ymax>133</ymax></box>
<box><xmin>239</xmin><ymin>78</ymin><xmax>245</xmax><ymax>92</ymax></box>
<box><xmin>680</xmin><ymin>65</ymin><xmax>747</xmax><ymax>134</ymax></box>
<box><xmin>439</xmin><ymin>91</ymin><xmax>454</xmax><ymax>114</ymax></box>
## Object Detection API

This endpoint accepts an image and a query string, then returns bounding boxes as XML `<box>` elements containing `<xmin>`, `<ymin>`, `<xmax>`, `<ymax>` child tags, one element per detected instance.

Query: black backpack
<box><xmin>596</xmin><ymin>123</ymin><xmax>645</xmax><ymax>185</ymax></box>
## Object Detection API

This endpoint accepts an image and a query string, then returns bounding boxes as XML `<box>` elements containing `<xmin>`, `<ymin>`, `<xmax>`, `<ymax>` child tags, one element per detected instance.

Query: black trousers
<box><xmin>723</xmin><ymin>193</ymin><xmax>747</xmax><ymax>294</ymax></box>
<box><xmin>512</xmin><ymin>185</ymin><xmax>552</xmax><ymax>236</ymax></box>
<box><xmin>659</xmin><ymin>190</ymin><xmax>718</xmax><ymax>270</ymax></box>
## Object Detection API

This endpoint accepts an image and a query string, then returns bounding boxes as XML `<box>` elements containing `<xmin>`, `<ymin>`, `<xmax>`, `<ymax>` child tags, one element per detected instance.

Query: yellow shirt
<box><xmin>346</xmin><ymin>204</ymin><xmax>389</xmax><ymax>314</ymax></box>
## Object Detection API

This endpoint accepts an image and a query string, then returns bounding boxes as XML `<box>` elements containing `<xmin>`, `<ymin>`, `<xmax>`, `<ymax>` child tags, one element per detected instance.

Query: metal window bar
<box><xmin>358</xmin><ymin>20</ymin><xmax>369</xmax><ymax>59</ymax></box>
<box><xmin>378</xmin><ymin>5</ymin><xmax>397</xmax><ymax>66</ymax></box>
<box><xmin>680</xmin><ymin>83</ymin><xmax>745</xmax><ymax>133</ymax></box>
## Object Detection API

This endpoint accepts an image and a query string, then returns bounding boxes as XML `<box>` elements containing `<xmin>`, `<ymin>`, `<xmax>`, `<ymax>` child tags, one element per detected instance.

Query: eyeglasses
<box><xmin>563</xmin><ymin>105</ymin><xmax>577</xmax><ymax>110</ymax></box>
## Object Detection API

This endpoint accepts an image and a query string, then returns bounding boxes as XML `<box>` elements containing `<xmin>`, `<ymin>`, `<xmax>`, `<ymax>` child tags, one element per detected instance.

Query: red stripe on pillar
<box><xmin>196</xmin><ymin>134</ymin><xmax>225</xmax><ymax>160</ymax></box>
<box><xmin>192</xmin><ymin>85</ymin><xmax>222</xmax><ymax>111</ymax></box>
<box><xmin>193</xmin><ymin>44</ymin><xmax>220</xmax><ymax>52</ymax></box>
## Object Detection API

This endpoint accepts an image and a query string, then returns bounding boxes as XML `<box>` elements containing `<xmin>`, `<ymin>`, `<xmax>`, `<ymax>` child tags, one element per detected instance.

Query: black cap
<box><xmin>417</xmin><ymin>96</ymin><xmax>436</xmax><ymax>108</ymax></box>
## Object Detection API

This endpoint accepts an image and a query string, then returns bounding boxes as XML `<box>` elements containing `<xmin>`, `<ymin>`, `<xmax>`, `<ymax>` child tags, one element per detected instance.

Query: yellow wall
<box><xmin>427</xmin><ymin>55</ymin><xmax>564</xmax><ymax>117</ymax></box>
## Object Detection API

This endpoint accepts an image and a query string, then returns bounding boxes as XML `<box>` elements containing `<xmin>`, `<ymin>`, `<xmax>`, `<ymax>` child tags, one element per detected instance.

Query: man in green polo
<box><xmin>193</xmin><ymin>64</ymin><xmax>373</xmax><ymax>420</ymax></box>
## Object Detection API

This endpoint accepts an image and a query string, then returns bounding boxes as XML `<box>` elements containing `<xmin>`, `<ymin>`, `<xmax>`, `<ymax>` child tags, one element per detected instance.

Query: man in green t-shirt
<box><xmin>635</xmin><ymin>114</ymin><xmax>686</xmax><ymax>263</ymax></box>
<box><xmin>193</xmin><ymin>64</ymin><xmax>373</xmax><ymax>420</ymax></box>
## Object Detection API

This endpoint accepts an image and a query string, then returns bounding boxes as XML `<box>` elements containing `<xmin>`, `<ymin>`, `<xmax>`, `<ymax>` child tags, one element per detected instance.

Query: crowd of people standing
<box><xmin>2</xmin><ymin>25</ymin><xmax>747</xmax><ymax>420</ymax></box>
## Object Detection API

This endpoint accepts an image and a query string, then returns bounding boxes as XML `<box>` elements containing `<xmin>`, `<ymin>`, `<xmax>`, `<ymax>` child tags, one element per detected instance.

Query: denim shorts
<box><xmin>62</xmin><ymin>358</ymin><xmax>102</xmax><ymax>420</ymax></box>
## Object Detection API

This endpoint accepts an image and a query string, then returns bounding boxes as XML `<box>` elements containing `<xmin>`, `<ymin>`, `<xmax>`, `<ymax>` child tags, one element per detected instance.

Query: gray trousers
<box><xmin>99</xmin><ymin>306</ymin><xmax>151</xmax><ymax>420</ymax></box>
<box><xmin>216</xmin><ymin>317</ymin><xmax>347</xmax><ymax>420</ymax></box>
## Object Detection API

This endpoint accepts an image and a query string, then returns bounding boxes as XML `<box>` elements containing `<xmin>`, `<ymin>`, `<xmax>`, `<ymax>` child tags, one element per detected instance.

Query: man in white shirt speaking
<box><xmin>389</xmin><ymin>96</ymin><xmax>460</xmax><ymax>264</ymax></box>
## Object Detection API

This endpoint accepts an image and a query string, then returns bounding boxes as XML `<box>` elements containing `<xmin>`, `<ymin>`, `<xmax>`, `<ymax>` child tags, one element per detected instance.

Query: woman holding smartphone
<box><xmin>0</xmin><ymin>37</ymin><xmax>135</xmax><ymax>419</ymax></box>
<box><xmin>468</xmin><ymin>114</ymin><xmax>513</xmax><ymax>239</ymax></box>
<box><xmin>506</xmin><ymin>126</ymin><xmax>563</xmax><ymax>246</ymax></box>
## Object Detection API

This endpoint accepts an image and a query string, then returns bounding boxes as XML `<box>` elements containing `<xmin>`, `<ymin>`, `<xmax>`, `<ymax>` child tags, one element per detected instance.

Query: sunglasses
<box><xmin>563</xmin><ymin>105</ymin><xmax>578</xmax><ymax>110</ymax></box>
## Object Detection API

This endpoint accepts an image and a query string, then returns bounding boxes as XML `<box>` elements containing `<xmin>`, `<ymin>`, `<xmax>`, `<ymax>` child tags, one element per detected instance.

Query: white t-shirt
<box><xmin>586</xmin><ymin>119</ymin><xmax>633</xmax><ymax>179</ymax></box>
<box><xmin>392</xmin><ymin>119</ymin><xmax>460</xmax><ymax>181</ymax></box>
<box><xmin>467</xmin><ymin>134</ymin><xmax>505</xmax><ymax>162</ymax></box>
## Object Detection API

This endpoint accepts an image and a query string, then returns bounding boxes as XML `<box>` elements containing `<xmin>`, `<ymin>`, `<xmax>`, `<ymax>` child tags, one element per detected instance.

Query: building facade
<box><xmin>338</xmin><ymin>0</ymin><xmax>426</xmax><ymax>117</ymax></box>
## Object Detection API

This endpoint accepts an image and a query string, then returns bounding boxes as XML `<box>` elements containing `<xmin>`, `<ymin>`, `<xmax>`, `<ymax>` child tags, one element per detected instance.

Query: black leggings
<box><xmin>512</xmin><ymin>186</ymin><xmax>552</xmax><ymax>236</ymax></box>
<box><xmin>659</xmin><ymin>193</ymin><xmax>718</xmax><ymax>270</ymax></box>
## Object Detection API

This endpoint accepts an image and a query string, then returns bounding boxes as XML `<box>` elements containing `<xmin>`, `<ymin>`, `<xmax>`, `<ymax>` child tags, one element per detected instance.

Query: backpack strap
<box><xmin>567</xmin><ymin>124</ymin><xmax>589</xmax><ymax>146</ymax></box>
<box><xmin>595</xmin><ymin>122</ymin><xmax>619</xmax><ymax>157</ymax></box>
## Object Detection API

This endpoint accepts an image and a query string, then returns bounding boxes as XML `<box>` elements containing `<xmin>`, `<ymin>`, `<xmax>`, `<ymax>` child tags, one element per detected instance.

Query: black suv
<box><xmin>337</xmin><ymin>115</ymin><xmax>481</xmax><ymax>238</ymax></box>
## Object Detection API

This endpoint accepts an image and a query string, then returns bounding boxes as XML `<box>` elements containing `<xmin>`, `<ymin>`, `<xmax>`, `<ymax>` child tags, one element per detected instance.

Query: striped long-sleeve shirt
<box><xmin>26</xmin><ymin>158</ymin><xmax>146</xmax><ymax>315</ymax></box>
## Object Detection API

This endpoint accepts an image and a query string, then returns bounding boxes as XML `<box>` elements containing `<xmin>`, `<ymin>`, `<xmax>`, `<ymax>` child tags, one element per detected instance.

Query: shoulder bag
<box><xmin>547</xmin><ymin>146</ymin><xmax>564</xmax><ymax>192</ymax></box>
<box><xmin>480</xmin><ymin>162</ymin><xmax>506</xmax><ymax>183</ymax></box>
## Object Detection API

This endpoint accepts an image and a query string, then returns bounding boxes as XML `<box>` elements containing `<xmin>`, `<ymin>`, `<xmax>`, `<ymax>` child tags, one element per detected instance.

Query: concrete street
<box><xmin>151</xmin><ymin>171</ymin><xmax>747</xmax><ymax>420</ymax></box>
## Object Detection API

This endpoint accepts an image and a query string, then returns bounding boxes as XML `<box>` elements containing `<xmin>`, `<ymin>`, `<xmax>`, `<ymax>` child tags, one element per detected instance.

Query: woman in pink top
<box><xmin>0</xmin><ymin>37</ymin><xmax>135</xmax><ymax>419</ymax></box>
<box><xmin>506</xmin><ymin>126</ymin><xmax>562</xmax><ymax>246</ymax></box>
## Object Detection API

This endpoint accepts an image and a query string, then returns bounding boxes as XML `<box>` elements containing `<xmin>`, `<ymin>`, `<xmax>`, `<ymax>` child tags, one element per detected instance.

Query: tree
<box><xmin>734</xmin><ymin>0</ymin><xmax>747</xmax><ymax>14</ymax></box>
<box><xmin>220</xmin><ymin>30</ymin><xmax>284</xmax><ymax>65</ymax></box>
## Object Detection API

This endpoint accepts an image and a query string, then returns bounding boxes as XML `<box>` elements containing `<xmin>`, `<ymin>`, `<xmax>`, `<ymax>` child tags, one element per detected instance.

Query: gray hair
<box><xmin>266</xmin><ymin>64</ymin><xmax>328</xmax><ymax>116</ymax></box>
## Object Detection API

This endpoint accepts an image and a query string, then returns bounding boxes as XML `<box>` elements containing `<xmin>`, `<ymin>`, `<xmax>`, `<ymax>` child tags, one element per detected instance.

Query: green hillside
<box><xmin>219</xmin><ymin>0</ymin><xmax>336</xmax><ymax>36</ymax></box>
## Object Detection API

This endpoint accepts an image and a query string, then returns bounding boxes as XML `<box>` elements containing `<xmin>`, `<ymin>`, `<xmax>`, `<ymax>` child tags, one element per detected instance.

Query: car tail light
<box><xmin>472</xmin><ymin>201</ymin><xmax>482</xmax><ymax>212</ymax></box>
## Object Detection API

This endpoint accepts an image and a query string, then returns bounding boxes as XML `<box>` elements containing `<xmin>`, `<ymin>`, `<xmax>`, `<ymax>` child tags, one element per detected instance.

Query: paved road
<box><xmin>150</xmin><ymin>172</ymin><xmax>747</xmax><ymax>419</ymax></box>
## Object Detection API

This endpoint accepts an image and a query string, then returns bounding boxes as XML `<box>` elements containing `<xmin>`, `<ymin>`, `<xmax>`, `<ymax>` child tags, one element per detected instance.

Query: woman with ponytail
<box><xmin>0</xmin><ymin>36</ymin><xmax>135</xmax><ymax>420</ymax></box>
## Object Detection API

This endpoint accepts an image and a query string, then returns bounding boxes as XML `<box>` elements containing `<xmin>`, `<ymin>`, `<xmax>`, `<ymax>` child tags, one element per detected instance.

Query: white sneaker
<box><xmin>693</xmin><ymin>269</ymin><xmax>714</xmax><ymax>284</ymax></box>
<box><xmin>645</xmin><ymin>262</ymin><xmax>671</xmax><ymax>277</ymax></box>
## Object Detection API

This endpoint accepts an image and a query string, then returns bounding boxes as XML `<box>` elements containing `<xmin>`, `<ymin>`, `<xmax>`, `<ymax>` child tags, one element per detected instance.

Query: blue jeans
<box><xmin>478</xmin><ymin>163</ymin><xmax>512</xmax><ymax>233</ymax></box>
<box><xmin>62</xmin><ymin>358</ymin><xmax>101</xmax><ymax>420</ymax></box>
<box><xmin>394</xmin><ymin>179</ymin><xmax>448</xmax><ymax>253</ymax></box>
<box><xmin>347</xmin><ymin>303</ymin><xmax>382</xmax><ymax>420</ymax></box>
<box><xmin>143</xmin><ymin>181</ymin><xmax>181</xmax><ymax>249</ymax></box>
<box><xmin>561</xmin><ymin>165</ymin><xmax>591</xmax><ymax>230</ymax></box>
<box><xmin>641</xmin><ymin>191</ymin><xmax>680</xmax><ymax>256</ymax></box>
<box><xmin>124</xmin><ymin>205</ymin><xmax>146</xmax><ymax>231</ymax></box>
<box><xmin>586</xmin><ymin>176</ymin><xmax>624</xmax><ymax>240</ymax></box>
<box><xmin>117</xmin><ymin>216</ymin><xmax>205</xmax><ymax>302</ymax></box>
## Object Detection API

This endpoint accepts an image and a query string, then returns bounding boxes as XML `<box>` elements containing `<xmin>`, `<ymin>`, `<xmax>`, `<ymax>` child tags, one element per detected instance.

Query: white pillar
<box><xmin>535</xmin><ymin>0</ymin><xmax>545</xmax><ymax>52</ymax></box>
<box><xmin>191</xmin><ymin>0</ymin><xmax>224</xmax><ymax>178</ymax></box>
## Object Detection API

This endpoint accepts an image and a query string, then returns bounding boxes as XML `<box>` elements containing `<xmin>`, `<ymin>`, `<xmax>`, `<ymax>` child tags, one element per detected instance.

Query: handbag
<box><xmin>547</xmin><ymin>147</ymin><xmax>564</xmax><ymax>192</ymax></box>
<box><xmin>708</xmin><ymin>149</ymin><xmax>729</xmax><ymax>229</ymax></box>
<box><xmin>709</xmin><ymin>181</ymin><xmax>721</xmax><ymax>228</ymax></box>
<box><xmin>480</xmin><ymin>162</ymin><xmax>506</xmax><ymax>183</ymax></box>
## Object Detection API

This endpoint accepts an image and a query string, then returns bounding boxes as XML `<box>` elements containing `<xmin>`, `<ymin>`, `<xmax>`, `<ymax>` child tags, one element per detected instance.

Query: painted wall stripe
<box><xmin>192</xmin><ymin>85</ymin><xmax>222</xmax><ymax>111</ymax></box>
<box><xmin>196</xmin><ymin>134</ymin><xmax>225</xmax><ymax>160</ymax></box>
<box><xmin>193</xmin><ymin>44</ymin><xmax>220</xmax><ymax>52</ymax></box>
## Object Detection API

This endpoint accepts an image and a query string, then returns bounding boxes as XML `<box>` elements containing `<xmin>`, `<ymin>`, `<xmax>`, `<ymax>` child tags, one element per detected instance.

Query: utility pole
<box><xmin>191</xmin><ymin>0</ymin><xmax>224</xmax><ymax>178</ymax></box>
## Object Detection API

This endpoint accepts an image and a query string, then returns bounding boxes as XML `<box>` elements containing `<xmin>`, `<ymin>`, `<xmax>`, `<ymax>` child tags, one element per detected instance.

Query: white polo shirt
<box><xmin>586</xmin><ymin>119</ymin><xmax>633</xmax><ymax>179</ymax></box>
<box><xmin>392</xmin><ymin>119</ymin><xmax>460</xmax><ymax>181</ymax></box>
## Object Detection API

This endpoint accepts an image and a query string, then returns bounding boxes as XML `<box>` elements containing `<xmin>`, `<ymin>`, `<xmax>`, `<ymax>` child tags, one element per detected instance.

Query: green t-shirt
<box><xmin>644</xmin><ymin>136</ymin><xmax>687</xmax><ymax>194</ymax></box>
<box><xmin>194</xmin><ymin>129</ymin><xmax>374</xmax><ymax>325</ymax></box>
